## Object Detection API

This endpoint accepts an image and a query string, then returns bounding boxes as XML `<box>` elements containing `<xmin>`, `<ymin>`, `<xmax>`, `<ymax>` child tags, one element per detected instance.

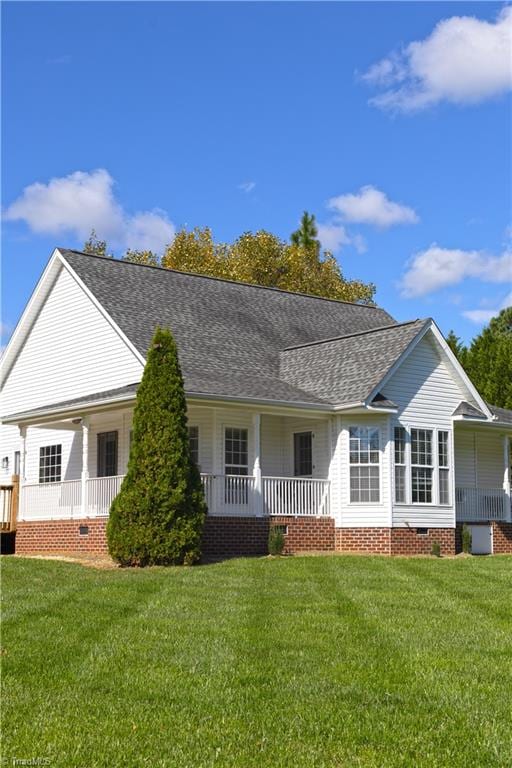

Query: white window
<box><xmin>349</xmin><ymin>426</ymin><xmax>380</xmax><ymax>503</ymax></box>
<box><xmin>438</xmin><ymin>431</ymin><xmax>450</xmax><ymax>505</ymax></box>
<box><xmin>394</xmin><ymin>427</ymin><xmax>407</xmax><ymax>503</ymax></box>
<box><xmin>39</xmin><ymin>445</ymin><xmax>62</xmax><ymax>484</ymax></box>
<box><xmin>225</xmin><ymin>428</ymin><xmax>248</xmax><ymax>476</ymax></box>
<box><xmin>188</xmin><ymin>425</ymin><xmax>199</xmax><ymax>467</ymax></box>
<box><xmin>411</xmin><ymin>429</ymin><xmax>433</xmax><ymax>504</ymax></box>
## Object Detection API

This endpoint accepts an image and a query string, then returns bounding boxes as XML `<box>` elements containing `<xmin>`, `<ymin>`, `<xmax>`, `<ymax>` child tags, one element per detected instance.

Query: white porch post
<box><xmin>19</xmin><ymin>426</ymin><xmax>27</xmax><ymax>481</ymax></box>
<box><xmin>211</xmin><ymin>409</ymin><xmax>219</xmax><ymax>515</ymax></box>
<box><xmin>504</xmin><ymin>435</ymin><xmax>511</xmax><ymax>522</ymax></box>
<box><xmin>252</xmin><ymin>413</ymin><xmax>263</xmax><ymax>516</ymax></box>
<box><xmin>81</xmin><ymin>417</ymin><xmax>90</xmax><ymax>519</ymax></box>
<box><xmin>18</xmin><ymin>426</ymin><xmax>27</xmax><ymax>520</ymax></box>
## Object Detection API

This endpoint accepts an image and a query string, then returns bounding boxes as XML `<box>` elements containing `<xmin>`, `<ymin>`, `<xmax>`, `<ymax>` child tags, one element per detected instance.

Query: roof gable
<box><xmin>279</xmin><ymin>320</ymin><xmax>427</xmax><ymax>408</ymax></box>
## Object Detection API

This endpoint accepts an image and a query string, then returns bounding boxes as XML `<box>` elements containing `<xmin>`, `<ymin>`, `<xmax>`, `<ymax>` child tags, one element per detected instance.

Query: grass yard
<box><xmin>1</xmin><ymin>555</ymin><xmax>512</xmax><ymax>768</ymax></box>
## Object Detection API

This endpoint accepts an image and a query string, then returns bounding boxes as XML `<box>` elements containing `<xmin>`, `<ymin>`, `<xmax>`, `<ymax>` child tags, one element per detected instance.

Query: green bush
<box><xmin>462</xmin><ymin>524</ymin><xmax>472</xmax><ymax>554</ymax></box>
<box><xmin>268</xmin><ymin>527</ymin><xmax>285</xmax><ymax>556</ymax></box>
<box><xmin>431</xmin><ymin>541</ymin><xmax>441</xmax><ymax>558</ymax></box>
<box><xmin>107</xmin><ymin>327</ymin><xmax>207</xmax><ymax>566</ymax></box>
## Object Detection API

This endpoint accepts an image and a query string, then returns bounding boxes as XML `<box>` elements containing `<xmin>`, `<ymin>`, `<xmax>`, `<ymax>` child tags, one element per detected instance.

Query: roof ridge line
<box><xmin>58</xmin><ymin>248</ymin><xmax>388</xmax><ymax>311</ymax></box>
<box><xmin>281</xmin><ymin>319</ymin><xmax>426</xmax><ymax>351</ymax></box>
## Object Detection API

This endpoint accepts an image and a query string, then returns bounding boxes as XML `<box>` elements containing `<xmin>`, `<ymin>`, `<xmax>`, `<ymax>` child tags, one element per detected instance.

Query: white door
<box><xmin>470</xmin><ymin>525</ymin><xmax>493</xmax><ymax>555</ymax></box>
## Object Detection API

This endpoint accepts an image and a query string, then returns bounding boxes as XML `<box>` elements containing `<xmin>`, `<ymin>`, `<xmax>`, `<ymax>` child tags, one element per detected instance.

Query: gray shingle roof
<box><xmin>488</xmin><ymin>404</ymin><xmax>512</xmax><ymax>425</ymax></box>
<box><xmin>60</xmin><ymin>250</ymin><xmax>404</xmax><ymax>407</ymax></box>
<box><xmin>3</xmin><ymin>384</ymin><xmax>139</xmax><ymax>422</ymax></box>
<box><xmin>279</xmin><ymin>320</ymin><xmax>428</xmax><ymax>406</ymax></box>
<box><xmin>452</xmin><ymin>401</ymin><xmax>487</xmax><ymax>419</ymax></box>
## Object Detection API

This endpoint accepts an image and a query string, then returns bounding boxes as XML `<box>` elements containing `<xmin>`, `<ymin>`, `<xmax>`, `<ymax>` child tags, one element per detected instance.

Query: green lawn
<box><xmin>2</xmin><ymin>555</ymin><xmax>512</xmax><ymax>768</ymax></box>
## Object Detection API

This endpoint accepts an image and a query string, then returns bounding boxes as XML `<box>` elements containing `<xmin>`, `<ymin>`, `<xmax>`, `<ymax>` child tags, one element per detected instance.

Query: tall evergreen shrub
<box><xmin>107</xmin><ymin>327</ymin><xmax>207</xmax><ymax>566</ymax></box>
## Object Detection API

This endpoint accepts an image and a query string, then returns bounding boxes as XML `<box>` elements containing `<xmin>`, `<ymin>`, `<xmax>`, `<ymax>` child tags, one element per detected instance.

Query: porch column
<box><xmin>17</xmin><ymin>426</ymin><xmax>27</xmax><ymax>522</ymax></box>
<box><xmin>252</xmin><ymin>413</ymin><xmax>263</xmax><ymax>516</ymax></box>
<box><xmin>81</xmin><ymin>417</ymin><xmax>90</xmax><ymax>519</ymax></box>
<box><xmin>19</xmin><ymin>426</ymin><xmax>27</xmax><ymax>481</ymax></box>
<box><xmin>504</xmin><ymin>435</ymin><xmax>511</xmax><ymax>522</ymax></box>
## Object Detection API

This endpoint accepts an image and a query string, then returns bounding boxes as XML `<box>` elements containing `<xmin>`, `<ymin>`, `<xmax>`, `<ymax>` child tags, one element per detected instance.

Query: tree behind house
<box><xmin>464</xmin><ymin>307</ymin><xmax>512</xmax><ymax>410</ymax></box>
<box><xmin>107</xmin><ymin>327</ymin><xmax>207</xmax><ymax>566</ymax></box>
<box><xmin>82</xmin><ymin>217</ymin><xmax>376</xmax><ymax>304</ymax></box>
<box><xmin>447</xmin><ymin>308</ymin><xmax>512</xmax><ymax>409</ymax></box>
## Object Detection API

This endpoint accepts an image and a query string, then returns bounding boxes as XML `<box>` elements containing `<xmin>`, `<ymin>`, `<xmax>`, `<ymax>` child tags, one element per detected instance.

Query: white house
<box><xmin>1</xmin><ymin>248</ymin><xmax>511</xmax><ymax>557</ymax></box>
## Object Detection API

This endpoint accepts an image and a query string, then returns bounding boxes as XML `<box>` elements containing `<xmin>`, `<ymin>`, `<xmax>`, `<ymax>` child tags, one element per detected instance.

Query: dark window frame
<box><xmin>97</xmin><ymin>431</ymin><xmax>118</xmax><ymax>478</ymax></box>
<box><xmin>293</xmin><ymin>431</ymin><xmax>313</xmax><ymax>477</ymax></box>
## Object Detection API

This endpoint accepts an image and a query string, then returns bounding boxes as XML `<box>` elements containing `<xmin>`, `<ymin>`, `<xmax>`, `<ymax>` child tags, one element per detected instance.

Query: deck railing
<box><xmin>1</xmin><ymin>478</ymin><xmax>19</xmax><ymax>532</ymax></box>
<box><xmin>455</xmin><ymin>487</ymin><xmax>509</xmax><ymax>522</ymax></box>
<box><xmin>19</xmin><ymin>474</ymin><xmax>331</xmax><ymax>521</ymax></box>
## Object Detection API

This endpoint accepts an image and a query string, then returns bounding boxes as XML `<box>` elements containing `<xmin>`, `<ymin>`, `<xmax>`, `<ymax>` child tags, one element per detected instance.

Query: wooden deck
<box><xmin>1</xmin><ymin>476</ymin><xmax>19</xmax><ymax>533</ymax></box>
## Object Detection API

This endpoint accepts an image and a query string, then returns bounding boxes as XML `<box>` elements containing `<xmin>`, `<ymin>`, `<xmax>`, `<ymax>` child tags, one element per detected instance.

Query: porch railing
<box><xmin>20</xmin><ymin>479</ymin><xmax>82</xmax><ymax>520</ymax></box>
<box><xmin>455</xmin><ymin>487</ymin><xmax>509</xmax><ymax>522</ymax></box>
<box><xmin>18</xmin><ymin>473</ymin><xmax>331</xmax><ymax>521</ymax></box>
<box><xmin>263</xmin><ymin>476</ymin><xmax>330</xmax><ymax>517</ymax></box>
<box><xmin>88</xmin><ymin>475</ymin><xmax>125</xmax><ymax>517</ymax></box>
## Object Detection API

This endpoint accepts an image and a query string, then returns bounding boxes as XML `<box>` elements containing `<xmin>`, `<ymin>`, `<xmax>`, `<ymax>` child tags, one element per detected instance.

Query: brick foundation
<box><xmin>390</xmin><ymin>527</ymin><xmax>455</xmax><ymax>556</ymax></box>
<box><xmin>492</xmin><ymin>521</ymin><xmax>512</xmax><ymax>554</ymax></box>
<box><xmin>201</xmin><ymin>517</ymin><xmax>270</xmax><ymax>557</ymax></box>
<box><xmin>16</xmin><ymin>518</ymin><xmax>109</xmax><ymax>555</ymax></box>
<box><xmin>335</xmin><ymin>528</ymin><xmax>391</xmax><ymax>555</ymax></box>
<box><xmin>271</xmin><ymin>516</ymin><xmax>335</xmax><ymax>554</ymax></box>
<box><xmin>335</xmin><ymin>527</ymin><xmax>456</xmax><ymax>556</ymax></box>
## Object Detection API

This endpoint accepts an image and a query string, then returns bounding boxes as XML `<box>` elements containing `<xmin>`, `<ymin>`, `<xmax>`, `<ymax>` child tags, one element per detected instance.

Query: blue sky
<box><xmin>2</xmin><ymin>2</ymin><xmax>511</xmax><ymax>347</ymax></box>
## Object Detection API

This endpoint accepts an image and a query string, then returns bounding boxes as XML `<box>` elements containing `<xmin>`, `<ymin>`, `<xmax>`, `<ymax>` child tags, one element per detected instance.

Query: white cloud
<box><xmin>317</xmin><ymin>222</ymin><xmax>366</xmax><ymax>254</ymax></box>
<box><xmin>362</xmin><ymin>7</ymin><xmax>512</xmax><ymax>112</ymax></box>
<box><xmin>463</xmin><ymin>291</ymin><xmax>512</xmax><ymax>324</ymax></box>
<box><xmin>4</xmin><ymin>169</ymin><xmax>175</xmax><ymax>253</ymax></box>
<box><xmin>238</xmin><ymin>181</ymin><xmax>256</xmax><ymax>193</ymax></box>
<box><xmin>400</xmin><ymin>245</ymin><xmax>512</xmax><ymax>298</ymax></box>
<box><xmin>328</xmin><ymin>185</ymin><xmax>418</xmax><ymax>228</ymax></box>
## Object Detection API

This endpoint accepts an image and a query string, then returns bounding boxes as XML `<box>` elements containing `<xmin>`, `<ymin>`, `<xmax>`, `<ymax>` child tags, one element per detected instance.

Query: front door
<box><xmin>97</xmin><ymin>431</ymin><xmax>118</xmax><ymax>477</ymax></box>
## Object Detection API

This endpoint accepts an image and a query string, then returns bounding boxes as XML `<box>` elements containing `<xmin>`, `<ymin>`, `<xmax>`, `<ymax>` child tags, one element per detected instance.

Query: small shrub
<box><xmin>268</xmin><ymin>527</ymin><xmax>285</xmax><ymax>556</ymax></box>
<box><xmin>462</xmin><ymin>524</ymin><xmax>472</xmax><ymax>554</ymax></box>
<box><xmin>431</xmin><ymin>541</ymin><xmax>441</xmax><ymax>558</ymax></box>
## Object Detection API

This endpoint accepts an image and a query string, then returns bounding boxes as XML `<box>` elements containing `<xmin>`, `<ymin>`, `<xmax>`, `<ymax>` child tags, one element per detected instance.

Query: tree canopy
<box><xmin>83</xmin><ymin>216</ymin><xmax>375</xmax><ymax>304</ymax></box>
<box><xmin>447</xmin><ymin>307</ymin><xmax>512</xmax><ymax>410</ymax></box>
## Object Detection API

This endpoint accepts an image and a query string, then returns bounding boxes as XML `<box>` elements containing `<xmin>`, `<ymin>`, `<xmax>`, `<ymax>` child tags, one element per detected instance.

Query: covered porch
<box><xmin>454</xmin><ymin>423</ymin><xmax>511</xmax><ymax>523</ymax></box>
<box><xmin>14</xmin><ymin>400</ymin><xmax>333</xmax><ymax>523</ymax></box>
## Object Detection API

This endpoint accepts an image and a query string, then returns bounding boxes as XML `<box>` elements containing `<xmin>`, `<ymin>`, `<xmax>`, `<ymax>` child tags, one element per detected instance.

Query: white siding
<box><xmin>281</xmin><ymin>418</ymin><xmax>330</xmax><ymax>480</ymax></box>
<box><xmin>336</xmin><ymin>413</ymin><xmax>391</xmax><ymax>528</ymax></box>
<box><xmin>1</xmin><ymin>264</ymin><xmax>143</xmax><ymax>417</ymax></box>
<box><xmin>383</xmin><ymin>334</ymin><xmax>466</xmax><ymax>528</ymax></box>
<box><xmin>6</xmin><ymin>426</ymin><xmax>80</xmax><ymax>485</ymax></box>
<box><xmin>261</xmin><ymin>415</ymin><xmax>285</xmax><ymax>477</ymax></box>
<box><xmin>383</xmin><ymin>335</ymin><xmax>474</xmax><ymax>429</ymax></box>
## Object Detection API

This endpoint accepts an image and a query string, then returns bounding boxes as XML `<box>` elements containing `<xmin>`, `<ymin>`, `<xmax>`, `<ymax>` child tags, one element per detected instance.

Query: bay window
<box><xmin>393</xmin><ymin>425</ymin><xmax>451</xmax><ymax>505</ymax></box>
<box><xmin>349</xmin><ymin>426</ymin><xmax>380</xmax><ymax>503</ymax></box>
